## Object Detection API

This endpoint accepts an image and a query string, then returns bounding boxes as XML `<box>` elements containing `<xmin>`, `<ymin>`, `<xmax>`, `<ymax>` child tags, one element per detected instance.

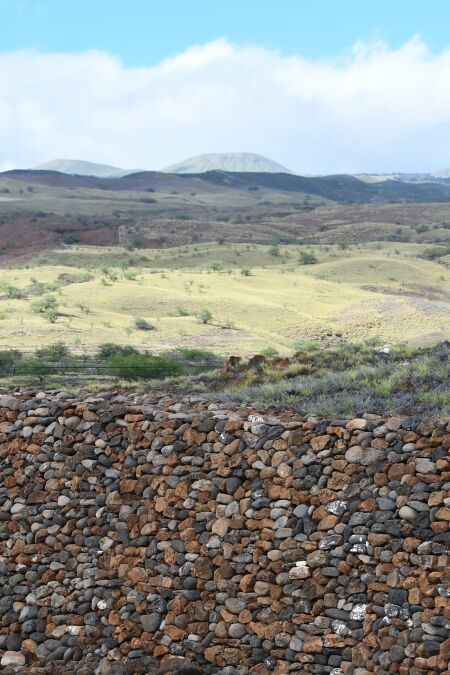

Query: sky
<box><xmin>1</xmin><ymin>0</ymin><xmax>450</xmax><ymax>173</ymax></box>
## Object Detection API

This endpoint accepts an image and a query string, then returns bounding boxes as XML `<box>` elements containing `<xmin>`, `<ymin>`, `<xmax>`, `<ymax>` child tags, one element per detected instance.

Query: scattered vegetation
<box><xmin>197</xmin><ymin>308</ymin><xmax>213</xmax><ymax>324</ymax></box>
<box><xmin>299</xmin><ymin>251</ymin><xmax>318</xmax><ymax>265</ymax></box>
<box><xmin>134</xmin><ymin>317</ymin><xmax>155</xmax><ymax>331</ymax></box>
<box><xmin>223</xmin><ymin>341</ymin><xmax>450</xmax><ymax>416</ymax></box>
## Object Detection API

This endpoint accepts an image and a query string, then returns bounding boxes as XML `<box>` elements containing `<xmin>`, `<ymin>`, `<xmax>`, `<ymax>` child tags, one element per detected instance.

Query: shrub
<box><xmin>31</xmin><ymin>296</ymin><xmax>58</xmax><ymax>313</ymax></box>
<box><xmin>134</xmin><ymin>317</ymin><xmax>155</xmax><ymax>331</ymax></box>
<box><xmin>17</xmin><ymin>358</ymin><xmax>55</xmax><ymax>380</ymax></box>
<box><xmin>419</xmin><ymin>244</ymin><xmax>450</xmax><ymax>260</ymax></box>
<box><xmin>2</xmin><ymin>285</ymin><xmax>24</xmax><ymax>299</ymax></box>
<box><xmin>0</xmin><ymin>350</ymin><xmax>22</xmax><ymax>375</ymax></box>
<box><xmin>299</xmin><ymin>251</ymin><xmax>318</xmax><ymax>265</ymax></box>
<box><xmin>174</xmin><ymin>306</ymin><xmax>190</xmax><ymax>316</ymax></box>
<box><xmin>106</xmin><ymin>354</ymin><xmax>182</xmax><ymax>381</ymax></box>
<box><xmin>262</xmin><ymin>347</ymin><xmax>279</xmax><ymax>358</ymax></box>
<box><xmin>197</xmin><ymin>309</ymin><xmax>213</xmax><ymax>324</ymax></box>
<box><xmin>269</xmin><ymin>245</ymin><xmax>280</xmax><ymax>257</ymax></box>
<box><xmin>177</xmin><ymin>348</ymin><xmax>218</xmax><ymax>361</ymax></box>
<box><xmin>36</xmin><ymin>342</ymin><xmax>70</xmax><ymax>361</ymax></box>
<box><xmin>97</xmin><ymin>343</ymin><xmax>140</xmax><ymax>360</ymax></box>
<box><xmin>293</xmin><ymin>339</ymin><xmax>322</xmax><ymax>351</ymax></box>
<box><xmin>62</xmin><ymin>232</ymin><xmax>80</xmax><ymax>245</ymax></box>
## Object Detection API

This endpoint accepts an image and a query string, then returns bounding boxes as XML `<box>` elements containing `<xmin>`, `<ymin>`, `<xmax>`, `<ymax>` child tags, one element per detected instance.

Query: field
<box><xmin>0</xmin><ymin>240</ymin><xmax>448</xmax><ymax>356</ymax></box>
<box><xmin>1</xmin><ymin>169</ymin><xmax>450</xmax><ymax>263</ymax></box>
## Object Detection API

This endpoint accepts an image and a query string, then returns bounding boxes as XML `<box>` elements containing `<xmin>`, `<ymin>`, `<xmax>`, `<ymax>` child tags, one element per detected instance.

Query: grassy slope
<box><xmin>1</xmin><ymin>242</ymin><xmax>448</xmax><ymax>354</ymax></box>
<box><xmin>220</xmin><ymin>342</ymin><xmax>450</xmax><ymax>416</ymax></box>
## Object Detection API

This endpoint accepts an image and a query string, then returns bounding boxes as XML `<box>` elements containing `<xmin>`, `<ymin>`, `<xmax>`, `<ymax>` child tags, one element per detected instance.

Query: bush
<box><xmin>17</xmin><ymin>358</ymin><xmax>55</xmax><ymax>379</ymax></box>
<box><xmin>0</xmin><ymin>350</ymin><xmax>21</xmax><ymax>375</ymax></box>
<box><xmin>31</xmin><ymin>295</ymin><xmax>58</xmax><ymax>313</ymax></box>
<box><xmin>174</xmin><ymin>306</ymin><xmax>190</xmax><ymax>316</ymax></box>
<box><xmin>97</xmin><ymin>343</ymin><xmax>140</xmax><ymax>360</ymax></box>
<box><xmin>299</xmin><ymin>251</ymin><xmax>318</xmax><ymax>265</ymax></box>
<box><xmin>106</xmin><ymin>354</ymin><xmax>182</xmax><ymax>381</ymax></box>
<box><xmin>62</xmin><ymin>232</ymin><xmax>80</xmax><ymax>245</ymax></box>
<box><xmin>36</xmin><ymin>342</ymin><xmax>70</xmax><ymax>361</ymax></box>
<box><xmin>197</xmin><ymin>309</ymin><xmax>213</xmax><ymax>324</ymax></box>
<box><xmin>177</xmin><ymin>348</ymin><xmax>218</xmax><ymax>361</ymax></box>
<box><xmin>419</xmin><ymin>244</ymin><xmax>450</xmax><ymax>260</ymax></box>
<box><xmin>262</xmin><ymin>347</ymin><xmax>279</xmax><ymax>358</ymax></box>
<box><xmin>269</xmin><ymin>245</ymin><xmax>280</xmax><ymax>257</ymax></box>
<box><xmin>134</xmin><ymin>317</ymin><xmax>155</xmax><ymax>331</ymax></box>
<box><xmin>1</xmin><ymin>285</ymin><xmax>25</xmax><ymax>299</ymax></box>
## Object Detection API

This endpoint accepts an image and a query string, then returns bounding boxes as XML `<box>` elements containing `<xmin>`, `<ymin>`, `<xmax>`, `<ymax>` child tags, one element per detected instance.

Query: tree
<box><xmin>106</xmin><ymin>354</ymin><xmax>182</xmax><ymax>381</ymax></box>
<box><xmin>31</xmin><ymin>295</ymin><xmax>58</xmax><ymax>313</ymax></box>
<box><xmin>197</xmin><ymin>309</ymin><xmax>213</xmax><ymax>324</ymax></box>
<box><xmin>299</xmin><ymin>251</ymin><xmax>318</xmax><ymax>265</ymax></box>
<box><xmin>269</xmin><ymin>245</ymin><xmax>280</xmax><ymax>257</ymax></box>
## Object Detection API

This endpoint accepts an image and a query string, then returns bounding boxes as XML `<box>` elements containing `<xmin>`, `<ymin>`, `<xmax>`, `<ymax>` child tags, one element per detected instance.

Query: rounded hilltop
<box><xmin>163</xmin><ymin>152</ymin><xmax>292</xmax><ymax>173</ymax></box>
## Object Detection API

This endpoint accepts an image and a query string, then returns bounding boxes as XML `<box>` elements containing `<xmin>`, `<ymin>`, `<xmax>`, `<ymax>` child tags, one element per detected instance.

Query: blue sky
<box><xmin>1</xmin><ymin>0</ymin><xmax>449</xmax><ymax>65</ymax></box>
<box><xmin>1</xmin><ymin>1</ymin><xmax>450</xmax><ymax>173</ymax></box>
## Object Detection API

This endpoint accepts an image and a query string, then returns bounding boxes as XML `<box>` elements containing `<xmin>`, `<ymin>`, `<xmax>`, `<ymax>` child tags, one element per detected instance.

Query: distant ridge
<box><xmin>163</xmin><ymin>152</ymin><xmax>292</xmax><ymax>174</ymax></box>
<box><xmin>33</xmin><ymin>159</ymin><xmax>138</xmax><ymax>178</ymax></box>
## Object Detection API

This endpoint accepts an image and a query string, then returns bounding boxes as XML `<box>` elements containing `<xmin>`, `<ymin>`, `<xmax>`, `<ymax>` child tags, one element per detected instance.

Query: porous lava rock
<box><xmin>0</xmin><ymin>391</ymin><xmax>449</xmax><ymax>674</ymax></box>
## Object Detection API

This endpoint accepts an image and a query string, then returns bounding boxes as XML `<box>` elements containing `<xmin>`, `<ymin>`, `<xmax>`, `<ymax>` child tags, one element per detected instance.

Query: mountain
<box><xmin>432</xmin><ymin>168</ymin><xmax>450</xmax><ymax>178</ymax></box>
<box><xmin>356</xmin><ymin>171</ymin><xmax>450</xmax><ymax>185</ymax></box>
<box><xmin>163</xmin><ymin>152</ymin><xmax>292</xmax><ymax>174</ymax></box>
<box><xmin>33</xmin><ymin>159</ymin><xmax>138</xmax><ymax>178</ymax></box>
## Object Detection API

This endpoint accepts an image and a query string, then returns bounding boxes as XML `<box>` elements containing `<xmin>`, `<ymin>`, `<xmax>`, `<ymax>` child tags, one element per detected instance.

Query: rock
<box><xmin>211</xmin><ymin>517</ymin><xmax>231</xmax><ymax>537</ymax></box>
<box><xmin>399</xmin><ymin>505</ymin><xmax>417</xmax><ymax>521</ymax></box>
<box><xmin>141</xmin><ymin>614</ymin><xmax>161</xmax><ymax>632</ymax></box>
<box><xmin>435</xmin><ymin>507</ymin><xmax>450</xmax><ymax>521</ymax></box>
<box><xmin>0</xmin><ymin>392</ymin><xmax>447</xmax><ymax>674</ymax></box>
<box><xmin>1</xmin><ymin>652</ymin><xmax>26</xmax><ymax>667</ymax></box>
<box><xmin>288</xmin><ymin>562</ymin><xmax>310</xmax><ymax>579</ymax></box>
<box><xmin>415</xmin><ymin>458</ymin><xmax>435</xmax><ymax>473</ymax></box>
<box><xmin>346</xmin><ymin>418</ymin><xmax>367</xmax><ymax>431</ymax></box>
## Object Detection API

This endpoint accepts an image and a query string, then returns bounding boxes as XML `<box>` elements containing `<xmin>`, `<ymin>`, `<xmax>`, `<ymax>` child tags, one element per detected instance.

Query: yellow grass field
<box><xmin>1</xmin><ymin>242</ymin><xmax>449</xmax><ymax>355</ymax></box>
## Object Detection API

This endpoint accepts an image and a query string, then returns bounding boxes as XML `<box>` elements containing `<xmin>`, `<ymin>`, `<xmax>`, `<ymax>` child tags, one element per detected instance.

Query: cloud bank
<box><xmin>1</xmin><ymin>38</ymin><xmax>450</xmax><ymax>173</ymax></box>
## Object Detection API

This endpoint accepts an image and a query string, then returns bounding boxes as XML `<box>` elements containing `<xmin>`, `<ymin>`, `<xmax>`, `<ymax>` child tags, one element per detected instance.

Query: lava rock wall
<box><xmin>0</xmin><ymin>392</ymin><xmax>449</xmax><ymax>674</ymax></box>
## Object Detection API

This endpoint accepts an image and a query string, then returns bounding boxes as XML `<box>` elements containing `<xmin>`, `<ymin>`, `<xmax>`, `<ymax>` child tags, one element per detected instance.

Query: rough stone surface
<box><xmin>0</xmin><ymin>391</ymin><xmax>449</xmax><ymax>674</ymax></box>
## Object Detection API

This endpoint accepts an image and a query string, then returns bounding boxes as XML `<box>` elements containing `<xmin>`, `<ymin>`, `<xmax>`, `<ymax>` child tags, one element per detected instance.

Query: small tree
<box><xmin>31</xmin><ymin>295</ymin><xmax>58</xmax><ymax>314</ymax></box>
<box><xmin>62</xmin><ymin>232</ymin><xmax>80</xmax><ymax>245</ymax></box>
<box><xmin>36</xmin><ymin>342</ymin><xmax>70</xmax><ymax>361</ymax></box>
<box><xmin>269</xmin><ymin>245</ymin><xmax>280</xmax><ymax>257</ymax></box>
<box><xmin>0</xmin><ymin>350</ymin><xmax>21</xmax><ymax>375</ymax></box>
<box><xmin>197</xmin><ymin>309</ymin><xmax>213</xmax><ymax>325</ymax></box>
<box><xmin>106</xmin><ymin>354</ymin><xmax>182</xmax><ymax>381</ymax></box>
<box><xmin>299</xmin><ymin>251</ymin><xmax>318</xmax><ymax>265</ymax></box>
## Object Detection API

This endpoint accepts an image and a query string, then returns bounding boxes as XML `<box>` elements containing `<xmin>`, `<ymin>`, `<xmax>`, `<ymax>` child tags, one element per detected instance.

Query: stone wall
<box><xmin>0</xmin><ymin>391</ymin><xmax>449</xmax><ymax>675</ymax></box>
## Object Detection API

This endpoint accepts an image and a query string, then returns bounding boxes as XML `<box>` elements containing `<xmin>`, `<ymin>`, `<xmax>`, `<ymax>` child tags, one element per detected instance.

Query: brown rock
<box><xmin>310</xmin><ymin>435</ymin><xmax>330</xmax><ymax>452</ymax></box>
<box><xmin>303</xmin><ymin>636</ymin><xmax>323</xmax><ymax>653</ymax></box>
<box><xmin>211</xmin><ymin>517</ymin><xmax>231</xmax><ymax>537</ymax></box>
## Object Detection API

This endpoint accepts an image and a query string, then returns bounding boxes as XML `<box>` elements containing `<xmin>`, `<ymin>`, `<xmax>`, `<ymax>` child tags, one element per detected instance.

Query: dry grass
<box><xmin>0</xmin><ymin>241</ymin><xmax>448</xmax><ymax>354</ymax></box>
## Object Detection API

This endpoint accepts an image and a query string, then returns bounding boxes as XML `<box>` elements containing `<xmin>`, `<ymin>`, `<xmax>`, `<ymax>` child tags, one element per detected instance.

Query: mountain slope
<box><xmin>5</xmin><ymin>168</ymin><xmax>450</xmax><ymax>202</ymax></box>
<box><xmin>33</xmin><ymin>159</ymin><xmax>138</xmax><ymax>178</ymax></box>
<box><xmin>163</xmin><ymin>152</ymin><xmax>292</xmax><ymax>174</ymax></box>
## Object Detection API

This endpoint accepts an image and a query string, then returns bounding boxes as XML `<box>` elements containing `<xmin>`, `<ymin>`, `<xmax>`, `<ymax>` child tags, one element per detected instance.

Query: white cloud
<box><xmin>1</xmin><ymin>37</ymin><xmax>450</xmax><ymax>173</ymax></box>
